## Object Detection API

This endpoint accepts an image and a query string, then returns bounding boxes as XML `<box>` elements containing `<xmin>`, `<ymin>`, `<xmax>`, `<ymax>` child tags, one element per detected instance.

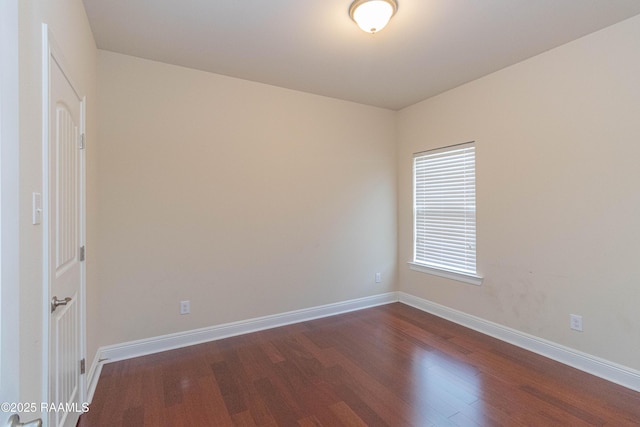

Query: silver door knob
<box><xmin>7</xmin><ymin>414</ymin><xmax>43</xmax><ymax>427</ymax></box>
<box><xmin>51</xmin><ymin>296</ymin><xmax>72</xmax><ymax>313</ymax></box>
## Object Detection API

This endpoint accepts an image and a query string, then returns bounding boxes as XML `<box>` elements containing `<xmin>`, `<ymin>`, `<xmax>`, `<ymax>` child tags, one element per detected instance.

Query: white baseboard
<box><xmin>399</xmin><ymin>292</ymin><xmax>640</xmax><ymax>392</ymax></box>
<box><xmin>94</xmin><ymin>292</ymin><xmax>399</xmax><ymax>370</ymax></box>
<box><xmin>85</xmin><ymin>350</ymin><xmax>103</xmax><ymax>403</ymax></box>
<box><xmin>86</xmin><ymin>290</ymin><xmax>639</xmax><ymax>405</ymax></box>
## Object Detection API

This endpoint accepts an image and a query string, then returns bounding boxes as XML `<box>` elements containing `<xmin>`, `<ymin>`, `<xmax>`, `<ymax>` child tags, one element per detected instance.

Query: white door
<box><xmin>47</xmin><ymin>40</ymin><xmax>85</xmax><ymax>427</ymax></box>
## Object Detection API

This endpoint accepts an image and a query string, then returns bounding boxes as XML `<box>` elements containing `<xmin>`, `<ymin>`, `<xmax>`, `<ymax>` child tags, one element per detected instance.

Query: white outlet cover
<box><xmin>570</xmin><ymin>314</ymin><xmax>583</xmax><ymax>331</ymax></box>
<box><xmin>180</xmin><ymin>300</ymin><xmax>190</xmax><ymax>315</ymax></box>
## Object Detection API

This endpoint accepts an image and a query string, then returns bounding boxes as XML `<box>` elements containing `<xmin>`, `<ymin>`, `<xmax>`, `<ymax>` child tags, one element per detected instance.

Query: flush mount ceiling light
<box><xmin>349</xmin><ymin>0</ymin><xmax>398</xmax><ymax>34</ymax></box>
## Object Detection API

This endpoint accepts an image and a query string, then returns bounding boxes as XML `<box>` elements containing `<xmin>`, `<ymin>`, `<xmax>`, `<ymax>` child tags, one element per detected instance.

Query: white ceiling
<box><xmin>83</xmin><ymin>0</ymin><xmax>640</xmax><ymax>110</ymax></box>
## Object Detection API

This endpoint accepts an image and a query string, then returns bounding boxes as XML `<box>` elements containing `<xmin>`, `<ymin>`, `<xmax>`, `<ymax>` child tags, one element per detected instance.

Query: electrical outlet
<box><xmin>570</xmin><ymin>314</ymin><xmax>583</xmax><ymax>331</ymax></box>
<box><xmin>375</xmin><ymin>272</ymin><xmax>382</xmax><ymax>283</ymax></box>
<box><xmin>180</xmin><ymin>300</ymin><xmax>190</xmax><ymax>315</ymax></box>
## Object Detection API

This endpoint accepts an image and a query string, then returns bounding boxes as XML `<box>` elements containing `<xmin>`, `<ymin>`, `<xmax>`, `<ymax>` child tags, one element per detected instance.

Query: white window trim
<box><xmin>408</xmin><ymin>261</ymin><xmax>483</xmax><ymax>286</ymax></box>
<box><xmin>412</xmin><ymin>141</ymin><xmax>482</xmax><ymax>286</ymax></box>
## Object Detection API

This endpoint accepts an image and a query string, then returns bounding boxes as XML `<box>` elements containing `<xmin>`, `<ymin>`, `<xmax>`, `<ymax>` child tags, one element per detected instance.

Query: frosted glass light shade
<box><xmin>349</xmin><ymin>0</ymin><xmax>398</xmax><ymax>33</ymax></box>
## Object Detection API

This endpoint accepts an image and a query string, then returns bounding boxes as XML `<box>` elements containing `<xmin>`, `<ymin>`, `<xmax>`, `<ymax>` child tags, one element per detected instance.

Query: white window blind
<box><xmin>413</xmin><ymin>142</ymin><xmax>477</xmax><ymax>276</ymax></box>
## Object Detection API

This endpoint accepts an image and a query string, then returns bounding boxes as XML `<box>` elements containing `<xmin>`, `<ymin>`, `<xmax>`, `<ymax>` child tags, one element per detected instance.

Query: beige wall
<box><xmin>397</xmin><ymin>15</ymin><xmax>640</xmax><ymax>370</ymax></box>
<box><xmin>96</xmin><ymin>51</ymin><xmax>397</xmax><ymax>345</ymax></box>
<box><xmin>18</xmin><ymin>0</ymin><xmax>97</xmax><ymax>407</ymax></box>
<box><xmin>12</xmin><ymin>0</ymin><xmax>640</xmax><ymax>413</ymax></box>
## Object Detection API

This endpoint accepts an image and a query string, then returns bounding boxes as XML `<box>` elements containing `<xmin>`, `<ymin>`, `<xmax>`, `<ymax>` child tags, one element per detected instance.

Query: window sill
<box><xmin>407</xmin><ymin>262</ymin><xmax>483</xmax><ymax>286</ymax></box>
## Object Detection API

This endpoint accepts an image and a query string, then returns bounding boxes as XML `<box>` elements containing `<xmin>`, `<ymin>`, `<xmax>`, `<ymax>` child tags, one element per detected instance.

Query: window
<box><xmin>410</xmin><ymin>142</ymin><xmax>481</xmax><ymax>285</ymax></box>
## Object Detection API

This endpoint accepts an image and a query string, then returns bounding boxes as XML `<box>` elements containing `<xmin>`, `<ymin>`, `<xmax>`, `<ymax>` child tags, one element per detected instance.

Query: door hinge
<box><xmin>80</xmin><ymin>358</ymin><xmax>86</xmax><ymax>375</ymax></box>
<box><xmin>79</xmin><ymin>245</ymin><xmax>85</xmax><ymax>262</ymax></box>
<box><xmin>79</xmin><ymin>133</ymin><xmax>85</xmax><ymax>149</ymax></box>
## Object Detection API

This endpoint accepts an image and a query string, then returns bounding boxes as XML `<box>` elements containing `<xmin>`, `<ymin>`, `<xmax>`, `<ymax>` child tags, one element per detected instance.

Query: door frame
<box><xmin>41</xmin><ymin>24</ymin><xmax>87</xmax><ymax>416</ymax></box>
<box><xmin>0</xmin><ymin>0</ymin><xmax>20</xmax><ymax>423</ymax></box>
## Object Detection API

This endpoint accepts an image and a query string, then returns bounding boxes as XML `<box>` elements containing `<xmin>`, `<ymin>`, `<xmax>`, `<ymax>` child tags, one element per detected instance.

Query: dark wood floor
<box><xmin>78</xmin><ymin>303</ymin><xmax>640</xmax><ymax>426</ymax></box>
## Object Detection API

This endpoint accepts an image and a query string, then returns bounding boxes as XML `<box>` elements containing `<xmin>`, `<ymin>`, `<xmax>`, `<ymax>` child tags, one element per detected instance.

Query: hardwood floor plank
<box><xmin>519</xmin><ymin>384</ymin><xmax>605</xmax><ymax>425</ymax></box>
<box><xmin>327</xmin><ymin>383</ymin><xmax>390</xmax><ymax>427</ymax></box>
<box><xmin>254</xmin><ymin>376</ymin><xmax>301</xmax><ymax>426</ymax></box>
<box><xmin>296</xmin><ymin>415</ymin><xmax>324</xmax><ymax>427</ymax></box>
<box><xmin>162</xmin><ymin>366</ymin><xmax>184</xmax><ymax>407</ymax></box>
<box><xmin>212</xmin><ymin>360</ymin><xmax>249</xmax><ymax>415</ymax></box>
<box><xmin>79</xmin><ymin>303</ymin><xmax>640</xmax><ymax>426</ymax></box>
<box><xmin>140</xmin><ymin>366</ymin><xmax>164</xmax><ymax>427</ymax></box>
<box><xmin>329</xmin><ymin>401</ymin><xmax>368</xmax><ymax>427</ymax></box>
<box><xmin>259</xmin><ymin>340</ymin><xmax>287</xmax><ymax>364</ymax></box>
<box><xmin>231</xmin><ymin>410</ymin><xmax>258</xmax><ymax>427</ymax></box>
<box><xmin>195</xmin><ymin>374</ymin><xmax>235</xmax><ymax>426</ymax></box>
<box><xmin>321</xmin><ymin>363</ymin><xmax>420</xmax><ymax>426</ymax></box>
<box><xmin>121</xmin><ymin>406</ymin><xmax>144</xmax><ymax>427</ymax></box>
